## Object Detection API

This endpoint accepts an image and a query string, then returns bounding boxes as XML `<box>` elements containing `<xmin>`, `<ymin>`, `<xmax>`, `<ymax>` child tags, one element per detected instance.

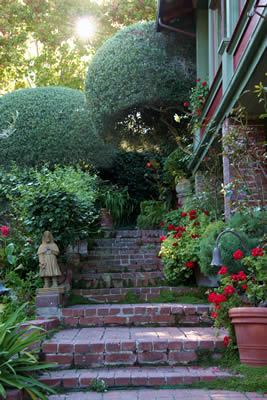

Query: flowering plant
<box><xmin>159</xmin><ymin>208</ymin><xmax>213</xmax><ymax>283</ymax></box>
<box><xmin>0</xmin><ymin>225</ymin><xmax>17</xmax><ymax>272</ymax></box>
<box><xmin>187</xmin><ymin>78</ymin><xmax>209</xmax><ymax>114</ymax></box>
<box><xmin>208</xmin><ymin>247</ymin><xmax>267</xmax><ymax>344</ymax></box>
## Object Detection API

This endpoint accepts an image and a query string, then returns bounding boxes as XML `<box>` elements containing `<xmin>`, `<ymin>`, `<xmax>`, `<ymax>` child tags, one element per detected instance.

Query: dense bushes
<box><xmin>0</xmin><ymin>166</ymin><xmax>99</xmax><ymax>251</ymax></box>
<box><xmin>85</xmin><ymin>21</ymin><xmax>195</xmax><ymax>136</ymax></box>
<box><xmin>0</xmin><ymin>86</ymin><xmax>114</xmax><ymax>169</ymax></box>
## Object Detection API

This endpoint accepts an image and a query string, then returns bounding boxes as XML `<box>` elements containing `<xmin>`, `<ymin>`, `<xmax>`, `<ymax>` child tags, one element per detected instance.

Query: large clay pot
<box><xmin>229</xmin><ymin>307</ymin><xmax>267</xmax><ymax>367</ymax></box>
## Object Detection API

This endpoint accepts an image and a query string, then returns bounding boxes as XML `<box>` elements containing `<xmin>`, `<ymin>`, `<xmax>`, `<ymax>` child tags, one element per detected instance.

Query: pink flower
<box><xmin>224</xmin><ymin>285</ymin><xmax>235</xmax><ymax>295</ymax></box>
<box><xmin>146</xmin><ymin>162</ymin><xmax>152</xmax><ymax>168</ymax></box>
<box><xmin>233</xmin><ymin>249</ymin><xmax>243</xmax><ymax>260</ymax></box>
<box><xmin>160</xmin><ymin>236</ymin><xmax>166</xmax><ymax>242</ymax></box>
<box><xmin>202</xmin><ymin>81</ymin><xmax>207</xmax><ymax>86</ymax></box>
<box><xmin>183</xmin><ymin>102</ymin><xmax>189</xmax><ymax>107</ymax></box>
<box><xmin>168</xmin><ymin>224</ymin><xmax>175</xmax><ymax>231</ymax></box>
<box><xmin>0</xmin><ymin>226</ymin><xmax>9</xmax><ymax>237</ymax></box>
<box><xmin>181</xmin><ymin>212</ymin><xmax>187</xmax><ymax>218</ymax></box>
<box><xmin>218</xmin><ymin>266</ymin><xmax>228</xmax><ymax>275</ymax></box>
<box><xmin>185</xmin><ymin>261</ymin><xmax>194</xmax><ymax>269</ymax></box>
<box><xmin>252</xmin><ymin>248</ymin><xmax>263</xmax><ymax>257</ymax></box>
<box><xmin>223</xmin><ymin>336</ymin><xmax>231</xmax><ymax>346</ymax></box>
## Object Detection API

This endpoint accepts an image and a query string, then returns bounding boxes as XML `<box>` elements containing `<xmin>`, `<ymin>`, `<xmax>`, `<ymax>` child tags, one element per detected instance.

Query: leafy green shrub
<box><xmin>136</xmin><ymin>200</ymin><xmax>168</xmax><ymax>229</ymax></box>
<box><xmin>85</xmin><ymin>21</ymin><xmax>195</xmax><ymax>135</ymax></box>
<box><xmin>0</xmin><ymin>166</ymin><xmax>99</xmax><ymax>250</ymax></box>
<box><xmin>0</xmin><ymin>86</ymin><xmax>114</xmax><ymax>169</ymax></box>
<box><xmin>160</xmin><ymin>209</ymin><xmax>213</xmax><ymax>284</ymax></box>
<box><xmin>0</xmin><ymin>304</ymin><xmax>56</xmax><ymax>400</ymax></box>
<box><xmin>162</xmin><ymin>148</ymin><xmax>190</xmax><ymax>187</ymax></box>
<box><xmin>228</xmin><ymin>212</ymin><xmax>266</xmax><ymax>238</ymax></box>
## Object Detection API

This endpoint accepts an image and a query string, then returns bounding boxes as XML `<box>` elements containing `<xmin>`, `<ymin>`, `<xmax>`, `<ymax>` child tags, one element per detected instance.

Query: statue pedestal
<box><xmin>35</xmin><ymin>286</ymin><xmax>68</xmax><ymax>319</ymax></box>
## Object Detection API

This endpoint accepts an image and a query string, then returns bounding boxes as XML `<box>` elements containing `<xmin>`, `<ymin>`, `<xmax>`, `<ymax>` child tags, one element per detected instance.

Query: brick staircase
<box><xmin>39</xmin><ymin>230</ymin><xmax>236</xmax><ymax>395</ymax></box>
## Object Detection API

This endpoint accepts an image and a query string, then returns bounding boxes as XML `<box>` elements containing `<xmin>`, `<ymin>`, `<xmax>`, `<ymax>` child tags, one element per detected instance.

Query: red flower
<box><xmin>242</xmin><ymin>284</ymin><xmax>248</xmax><ymax>290</ymax></box>
<box><xmin>177</xmin><ymin>202</ymin><xmax>183</xmax><ymax>208</ymax></box>
<box><xmin>0</xmin><ymin>226</ymin><xmax>9</xmax><ymax>237</ymax></box>
<box><xmin>191</xmin><ymin>234</ymin><xmax>199</xmax><ymax>239</ymax></box>
<box><xmin>218</xmin><ymin>266</ymin><xmax>228</xmax><ymax>275</ymax></box>
<box><xmin>211</xmin><ymin>312</ymin><xmax>218</xmax><ymax>319</ymax></box>
<box><xmin>183</xmin><ymin>102</ymin><xmax>189</xmax><ymax>107</ymax></box>
<box><xmin>233</xmin><ymin>249</ymin><xmax>243</xmax><ymax>260</ymax></box>
<box><xmin>215</xmin><ymin>305</ymin><xmax>221</xmax><ymax>310</ymax></box>
<box><xmin>204</xmin><ymin>210</ymin><xmax>209</xmax><ymax>215</ymax></box>
<box><xmin>190</xmin><ymin>215</ymin><xmax>196</xmax><ymax>220</ymax></box>
<box><xmin>252</xmin><ymin>248</ymin><xmax>263</xmax><ymax>257</ymax></box>
<box><xmin>176</xmin><ymin>233</ymin><xmax>182</xmax><ymax>238</ymax></box>
<box><xmin>181</xmin><ymin>212</ymin><xmax>187</xmax><ymax>218</ymax></box>
<box><xmin>160</xmin><ymin>236</ymin><xmax>166</xmax><ymax>242</ymax></box>
<box><xmin>160</xmin><ymin>222</ymin><xmax>165</xmax><ymax>226</ymax></box>
<box><xmin>202</xmin><ymin>81</ymin><xmax>207</xmax><ymax>86</ymax></box>
<box><xmin>231</xmin><ymin>274</ymin><xmax>239</xmax><ymax>282</ymax></box>
<box><xmin>189</xmin><ymin>210</ymin><xmax>196</xmax><ymax>216</ymax></box>
<box><xmin>197</xmin><ymin>78</ymin><xmax>201</xmax><ymax>82</ymax></box>
<box><xmin>185</xmin><ymin>261</ymin><xmax>194</xmax><ymax>269</ymax></box>
<box><xmin>193</xmin><ymin>222</ymin><xmax>200</xmax><ymax>226</ymax></box>
<box><xmin>172</xmin><ymin>242</ymin><xmax>178</xmax><ymax>247</ymax></box>
<box><xmin>27</xmin><ymin>238</ymin><xmax>34</xmax><ymax>245</ymax></box>
<box><xmin>168</xmin><ymin>224</ymin><xmax>175</xmax><ymax>231</ymax></box>
<box><xmin>238</xmin><ymin>271</ymin><xmax>246</xmax><ymax>281</ymax></box>
<box><xmin>198</xmin><ymin>96</ymin><xmax>202</xmax><ymax>100</ymax></box>
<box><xmin>224</xmin><ymin>285</ymin><xmax>235</xmax><ymax>295</ymax></box>
<box><xmin>223</xmin><ymin>336</ymin><xmax>231</xmax><ymax>346</ymax></box>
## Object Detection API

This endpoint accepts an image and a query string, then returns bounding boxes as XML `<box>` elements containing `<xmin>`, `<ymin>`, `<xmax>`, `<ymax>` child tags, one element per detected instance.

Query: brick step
<box><xmin>77</xmin><ymin>262</ymin><xmax>163</xmax><ymax>274</ymax></box>
<box><xmin>61</xmin><ymin>303</ymin><xmax>211</xmax><ymax>327</ymax></box>
<box><xmin>73</xmin><ymin>271</ymin><xmax>166</xmax><ymax>289</ymax></box>
<box><xmin>41</xmin><ymin>365</ymin><xmax>234</xmax><ymax>389</ymax></box>
<box><xmin>42</xmin><ymin>326</ymin><xmax>226</xmax><ymax>368</ymax></box>
<box><xmin>71</xmin><ymin>286</ymin><xmax>201</xmax><ymax>303</ymax></box>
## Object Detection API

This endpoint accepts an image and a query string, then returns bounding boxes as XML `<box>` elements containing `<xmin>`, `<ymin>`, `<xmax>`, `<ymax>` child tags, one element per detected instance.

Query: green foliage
<box><xmin>100</xmin><ymin>185</ymin><xmax>134</xmax><ymax>228</ymax></box>
<box><xmin>136</xmin><ymin>200</ymin><xmax>168</xmax><ymax>229</ymax></box>
<box><xmin>89</xmin><ymin>379</ymin><xmax>108</xmax><ymax>392</ymax></box>
<box><xmin>228</xmin><ymin>211</ymin><xmax>266</xmax><ymax>238</ymax></box>
<box><xmin>160</xmin><ymin>210</ymin><xmax>213</xmax><ymax>284</ymax></box>
<box><xmin>0</xmin><ymin>166</ymin><xmax>99</xmax><ymax>250</ymax></box>
<box><xmin>0</xmin><ymin>87</ymin><xmax>114</xmax><ymax>170</ymax></box>
<box><xmin>85</xmin><ymin>21</ymin><xmax>195</xmax><ymax>138</ymax></box>
<box><xmin>162</xmin><ymin>148</ymin><xmax>190</xmax><ymax>187</ymax></box>
<box><xmin>0</xmin><ymin>303</ymin><xmax>56</xmax><ymax>399</ymax></box>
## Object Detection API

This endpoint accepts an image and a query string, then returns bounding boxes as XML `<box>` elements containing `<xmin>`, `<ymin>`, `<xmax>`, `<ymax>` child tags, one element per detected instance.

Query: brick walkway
<box><xmin>48</xmin><ymin>389</ymin><xmax>267</xmax><ymax>399</ymax></box>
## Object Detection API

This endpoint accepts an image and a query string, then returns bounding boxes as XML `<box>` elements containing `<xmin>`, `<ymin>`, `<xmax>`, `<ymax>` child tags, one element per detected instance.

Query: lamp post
<box><xmin>211</xmin><ymin>229</ymin><xmax>249</xmax><ymax>266</ymax></box>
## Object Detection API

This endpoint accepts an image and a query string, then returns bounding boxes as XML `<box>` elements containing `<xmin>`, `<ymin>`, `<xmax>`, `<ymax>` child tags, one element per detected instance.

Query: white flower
<box><xmin>174</xmin><ymin>114</ymin><xmax>180</xmax><ymax>123</ymax></box>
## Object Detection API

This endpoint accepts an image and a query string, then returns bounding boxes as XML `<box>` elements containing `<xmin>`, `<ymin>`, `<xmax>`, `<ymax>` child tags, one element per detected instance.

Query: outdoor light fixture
<box><xmin>211</xmin><ymin>229</ymin><xmax>249</xmax><ymax>266</ymax></box>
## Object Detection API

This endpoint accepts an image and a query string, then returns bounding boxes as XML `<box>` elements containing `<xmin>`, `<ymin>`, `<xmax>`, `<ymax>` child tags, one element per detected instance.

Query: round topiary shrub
<box><xmin>0</xmin><ymin>86</ymin><xmax>114</xmax><ymax>169</ymax></box>
<box><xmin>85</xmin><ymin>21</ymin><xmax>195</xmax><ymax>135</ymax></box>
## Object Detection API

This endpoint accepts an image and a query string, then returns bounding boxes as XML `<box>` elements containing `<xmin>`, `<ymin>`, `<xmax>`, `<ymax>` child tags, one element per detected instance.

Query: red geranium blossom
<box><xmin>183</xmin><ymin>102</ymin><xmax>189</xmax><ymax>107</ymax></box>
<box><xmin>202</xmin><ymin>81</ymin><xmax>207</xmax><ymax>86</ymax></box>
<box><xmin>211</xmin><ymin>312</ymin><xmax>218</xmax><ymax>319</ymax></box>
<box><xmin>218</xmin><ymin>266</ymin><xmax>228</xmax><ymax>275</ymax></box>
<box><xmin>168</xmin><ymin>224</ymin><xmax>175</xmax><ymax>231</ymax></box>
<box><xmin>190</xmin><ymin>215</ymin><xmax>196</xmax><ymax>220</ymax></box>
<box><xmin>252</xmin><ymin>248</ymin><xmax>263</xmax><ymax>257</ymax></box>
<box><xmin>193</xmin><ymin>222</ymin><xmax>200</xmax><ymax>226</ymax></box>
<box><xmin>191</xmin><ymin>234</ymin><xmax>199</xmax><ymax>239</ymax></box>
<box><xmin>242</xmin><ymin>284</ymin><xmax>248</xmax><ymax>290</ymax></box>
<box><xmin>185</xmin><ymin>261</ymin><xmax>194</xmax><ymax>268</ymax></box>
<box><xmin>224</xmin><ymin>285</ymin><xmax>235</xmax><ymax>295</ymax></box>
<box><xmin>172</xmin><ymin>242</ymin><xmax>178</xmax><ymax>247</ymax></box>
<box><xmin>181</xmin><ymin>212</ymin><xmax>187</xmax><ymax>218</ymax></box>
<box><xmin>160</xmin><ymin>236</ymin><xmax>166</xmax><ymax>242</ymax></box>
<box><xmin>231</xmin><ymin>274</ymin><xmax>239</xmax><ymax>282</ymax></box>
<box><xmin>198</xmin><ymin>96</ymin><xmax>202</xmax><ymax>100</ymax></box>
<box><xmin>175</xmin><ymin>233</ymin><xmax>182</xmax><ymax>238</ymax></box>
<box><xmin>197</xmin><ymin>78</ymin><xmax>201</xmax><ymax>82</ymax></box>
<box><xmin>160</xmin><ymin>222</ymin><xmax>165</xmax><ymax>226</ymax></box>
<box><xmin>238</xmin><ymin>271</ymin><xmax>246</xmax><ymax>280</ymax></box>
<box><xmin>189</xmin><ymin>210</ymin><xmax>196</xmax><ymax>216</ymax></box>
<box><xmin>223</xmin><ymin>336</ymin><xmax>231</xmax><ymax>346</ymax></box>
<box><xmin>208</xmin><ymin>292</ymin><xmax>226</xmax><ymax>305</ymax></box>
<box><xmin>0</xmin><ymin>226</ymin><xmax>9</xmax><ymax>237</ymax></box>
<box><xmin>233</xmin><ymin>249</ymin><xmax>243</xmax><ymax>260</ymax></box>
<box><xmin>177</xmin><ymin>202</ymin><xmax>183</xmax><ymax>208</ymax></box>
<box><xmin>146</xmin><ymin>162</ymin><xmax>152</xmax><ymax>168</ymax></box>
<box><xmin>204</xmin><ymin>210</ymin><xmax>209</xmax><ymax>215</ymax></box>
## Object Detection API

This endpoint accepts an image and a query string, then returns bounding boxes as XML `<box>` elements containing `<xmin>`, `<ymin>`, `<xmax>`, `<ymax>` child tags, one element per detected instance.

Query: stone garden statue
<box><xmin>37</xmin><ymin>231</ymin><xmax>62</xmax><ymax>288</ymax></box>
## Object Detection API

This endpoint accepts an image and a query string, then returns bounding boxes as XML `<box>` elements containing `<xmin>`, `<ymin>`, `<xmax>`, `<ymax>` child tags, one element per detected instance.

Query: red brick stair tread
<box><xmin>40</xmin><ymin>365</ymin><xmax>235</xmax><ymax>388</ymax></box>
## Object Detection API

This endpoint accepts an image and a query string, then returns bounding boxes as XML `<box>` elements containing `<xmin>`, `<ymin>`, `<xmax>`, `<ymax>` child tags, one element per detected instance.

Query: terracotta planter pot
<box><xmin>229</xmin><ymin>307</ymin><xmax>267</xmax><ymax>367</ymax></box>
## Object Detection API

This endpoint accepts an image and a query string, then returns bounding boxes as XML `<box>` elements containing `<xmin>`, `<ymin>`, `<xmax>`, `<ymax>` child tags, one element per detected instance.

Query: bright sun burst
<box><xmin>76</xmin><ymin>18</ymin><xmax>95</xmax><ymax>39</ymax></box>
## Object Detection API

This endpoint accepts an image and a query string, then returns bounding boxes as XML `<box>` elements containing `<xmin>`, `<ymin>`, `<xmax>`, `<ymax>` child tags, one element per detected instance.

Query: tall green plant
<box><xmin>0</xmin><ymin>304</ymin><xmax>56</xmax><ymax>400</ymax></box>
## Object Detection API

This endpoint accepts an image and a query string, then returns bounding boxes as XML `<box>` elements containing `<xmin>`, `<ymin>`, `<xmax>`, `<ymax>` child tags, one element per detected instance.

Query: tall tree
<box><xmin>0</xmin><ymin>0</ymin><xmax>157</xmax><ymax>95</ymax></box>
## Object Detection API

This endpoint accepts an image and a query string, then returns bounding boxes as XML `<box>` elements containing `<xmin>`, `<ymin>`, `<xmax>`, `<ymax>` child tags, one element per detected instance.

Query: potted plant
<box><xmin>208</xmin><ymin>247</ymin><xmax>267</xmax><ymax>367</ymax></box>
